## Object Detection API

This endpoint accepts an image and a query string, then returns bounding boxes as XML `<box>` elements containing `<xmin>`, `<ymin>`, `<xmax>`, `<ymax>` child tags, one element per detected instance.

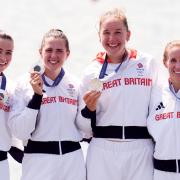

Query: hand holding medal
<box><xmin>83</xmin><ymin>89</ymin><xmax>101</xmax><ymax>111</ymax></box>
<box><xmin>29</xmin><ymin>61</ymin><xmax>44</xmax><ymax>95</ymax></box>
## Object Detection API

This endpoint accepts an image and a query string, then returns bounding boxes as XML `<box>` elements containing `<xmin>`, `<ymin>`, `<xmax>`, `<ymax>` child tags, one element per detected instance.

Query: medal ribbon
<box><xmin>42</xmin><ymin>68</ymin><xmax>65</xmax><ymax>87</ymax></box>
<box><xmin>169</xmin><ymin>82</ymin><xmax>180</xmax><ymax>100</ymax></box>
<box><xmin>98</xmin><ymin>51</ymin><xmax>128</xmax><ymax>79</ymax></box>
<box><xmin>0</xmin><ymin>73</ymin><xmax>6</xmax><ymax>90</ymax></box>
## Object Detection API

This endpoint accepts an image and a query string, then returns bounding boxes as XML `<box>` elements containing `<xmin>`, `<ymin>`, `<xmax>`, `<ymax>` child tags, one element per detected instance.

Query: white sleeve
<box><xmin>8</xmin><ymin>82</ymin><xmax>38</xmax><ymax>141</ymax></box>
<box><xmin>149</xmin><ymin>58</ymin><xmax>163</xmax><ymax>112</ymax></box>
<box><xmin>75</xmin><ymin>74</ymin><xmax>93</xmax><ymax>139</ymax></box>
<box><xmin>11</xmin><ymin>136</ymin><xmax>24</xmax><ymax>150</ymax></box>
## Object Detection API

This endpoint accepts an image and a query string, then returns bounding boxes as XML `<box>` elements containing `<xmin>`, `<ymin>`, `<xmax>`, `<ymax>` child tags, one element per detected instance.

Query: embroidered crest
<box><xmin>67</xmin><ymin>84</ymin><xmax>76</xmax><ymax>97</ymax></box>
<box><xmin>136</xmin><ymin>63</ymin><xmax>144</xmax><ymax>76</ymax></box>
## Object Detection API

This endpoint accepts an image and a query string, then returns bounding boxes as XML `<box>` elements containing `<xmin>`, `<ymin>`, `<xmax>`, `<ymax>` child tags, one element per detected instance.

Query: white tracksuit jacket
<box><xmin>8</xmin><ymin>72</ymin><xmax>82</xmax><ymax>143</ymax></box>
<box><xmin>147</xmin><ymin>82</ymin><xmax>180</xmax><ymax>160</ymax></box>
<box><xmin>0</xmin><ymin>76</ymin><xmax>13</xmax><ymax>152</ymax></box>
<box><xmin>76</xmin><ymin>49</ymin><xmax>159</xmax><ymax>138</ymax></box>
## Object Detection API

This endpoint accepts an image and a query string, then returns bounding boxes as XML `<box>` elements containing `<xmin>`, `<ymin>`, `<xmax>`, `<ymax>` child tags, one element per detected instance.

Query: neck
<box><xmin>173</xmin><ymin>85</ymin><xmax>180</xmax><ymax>93</ymax></box>
<box><xmin>109</xmin><ymin>49</ymin><xmax>128</xmax><ymax>64</ymax></box>
<box><xmin>44</xmin><ymin>68</ymin><xmax>61</xmax><ymax>80</ymax></box>
<box><xmin>171</xmin><ymin>81</ymin><xmax>180</xmax><ymax>93</ymax></box>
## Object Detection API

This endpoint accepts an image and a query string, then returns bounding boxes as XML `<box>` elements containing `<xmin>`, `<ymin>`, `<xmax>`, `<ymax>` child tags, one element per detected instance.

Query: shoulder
<box><xmin>134</xmin><ymin>50</ymin><xmax>160</xmax><ymax>71</ymax></box>
<box><xmin>63</xmin><ymin>69</ymin><xmax>80</xmax><ymax>89</ymax></box>
<box><xmin>82</xmin><ymin>52</ymin><xmax>105</xmax><ymax>80</ymax></box>
<box><xmin>13</xmin><ymin>73</ymin><xmax>32</xmax><ymax>96</ymax></box>
<box><xmin>150</xmin><ymin>81</ymin><xmax>169</xmax><ymax>106</ymax></box>
<box><xmin>135</xmin><ymin>50</ymin><xmax>154</xmax><ymax>61</ymax></box>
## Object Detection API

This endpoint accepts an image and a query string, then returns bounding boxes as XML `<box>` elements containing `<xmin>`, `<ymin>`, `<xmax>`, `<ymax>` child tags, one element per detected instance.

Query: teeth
<box><xmin>0</xmin><ymin>62</ymin><xmax>6</xmax><ymax>65</ymax></box>
<box><xmin>109</xmin><ymin>44</ymin><xmax>117</xmax><ymax>47</ymax></box>
<box><xmin>49</xmin><ymin>60</ymin><xmax>57</xmax><ymax>64</ymax></box>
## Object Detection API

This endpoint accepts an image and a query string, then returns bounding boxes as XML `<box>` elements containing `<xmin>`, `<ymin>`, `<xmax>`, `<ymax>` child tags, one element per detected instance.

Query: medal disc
<box><xmin>0</xmin><ymin>89</ymin><xmax>9</xmax><ymax>104</ymax></box>
<box><xmin>30</xmin><ymin>61</ymin><xmax>45</xmax><ymax>74</ymax></box>
<box><xmin>89</xmin><ymin>78</ymin><xmax>103</xmax><ymax>91</ymax></box>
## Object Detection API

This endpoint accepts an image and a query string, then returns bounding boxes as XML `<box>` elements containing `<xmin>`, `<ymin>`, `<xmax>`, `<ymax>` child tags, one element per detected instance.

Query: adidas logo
<box><xmin>156</xmin><ymin>102</ymin><xmax>165</xmax><ymax>111</ymax></box>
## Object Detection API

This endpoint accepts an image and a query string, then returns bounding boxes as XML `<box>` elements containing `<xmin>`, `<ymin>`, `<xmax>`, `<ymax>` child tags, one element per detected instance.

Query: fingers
<box><xmin>30</xmin><ymin>72</ymin><xmax>41</xmax><ymax>79</ymax></box>
<box><xmin>30</xmin><ymin>74</ymin><xmax>42</xmax><ymax>85</ymax></box>
<box><xmin>83</xmin><ymin>91</ymin><xmax>101</xmax><ymax>102</ymax></box>
<box><xmin>29</xmin><ymin>72</ymin><xmax>43</xmax><ymax>95</ymax></box>
<box><xmin>83</xmin><ymin>90</ymin><xmax>101</xmax><ymax>111</ymax></box>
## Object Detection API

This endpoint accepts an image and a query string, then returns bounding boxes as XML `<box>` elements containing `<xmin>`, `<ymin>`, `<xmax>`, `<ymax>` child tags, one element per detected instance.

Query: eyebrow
<box><xmin>103</xmin><ymin>28</ymin><xmax>123</xmax><ymax>31</ymax></box>
<box><xmin>0</xmin><ymin>48</ymin><xmax>13</xmax><ymax>51</ymax></box>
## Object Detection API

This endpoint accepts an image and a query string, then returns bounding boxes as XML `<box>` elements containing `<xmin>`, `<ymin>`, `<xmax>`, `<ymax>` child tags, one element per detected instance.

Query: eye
<box><xmin>115</xmin><ymin>31</ymin><xmax>122</xmax><ymax>34</ymax></box>
<box><xmin>45</xmin><ymin>48</ymin><xmax>52</xmax><ymax>53</ymax></box>
<box><xmin>6</xmin><ymin>51</ymin><xmax>13</xmax><ymax>56</ymax></box>
<box><xmin>170</xmin><ymin>58</ymin><xmax>177</xmax><ymax>63</ymax></box>
<box><xmin>102</xmin><ymin>30</ymin><xmax>110</xmax><ymax>35</ymax></box>
<box><xmin>56</xmin><ymin>49</ymin><xmax>64</xmax><ymax>53</ymax></box>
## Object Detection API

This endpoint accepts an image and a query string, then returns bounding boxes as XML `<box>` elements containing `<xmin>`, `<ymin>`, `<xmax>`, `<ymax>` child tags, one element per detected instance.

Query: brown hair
<box><xmin>163</xmin><ymin>40</ymin><xmax>180</xmax><ymax>64</ymax></box>
<box><xmin>40</xmin><ymin>29</ymin><xmax>70</xmax><ymax>52</ymax></box>
<box><xmin>99</xmin><ymin>8</ymin><xmax>129</xmax><ymax>31</ymax></box>
<box><xmin>0</xmin><ymin>30</ymin><xmax>14</xmax><ymax>42</ymax></box>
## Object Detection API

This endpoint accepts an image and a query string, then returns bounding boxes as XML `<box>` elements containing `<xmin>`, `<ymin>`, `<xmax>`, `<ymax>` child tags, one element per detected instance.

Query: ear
<box><xmin>126</xmin><ymin>30</ymin><xmax>131</xmax><ymax>41</ymax></box>
<box><xmin>163</xmin><ymin>59</ymin><xmax>168</xmax><ymax>68</ymax></box>
<box><xmin>39</xmin><ymin>49</ymin><xmax>42</xmax><ymax>56</ymax></box>
<box><xmin>98</xmin><ymin>31</ymin><xmax>101</xmax><ymax>42</ymax></box>
<box><xmin>66</xmin><ymin>51</ymin><xmax>70</xmax><ymax>59</ymax></box>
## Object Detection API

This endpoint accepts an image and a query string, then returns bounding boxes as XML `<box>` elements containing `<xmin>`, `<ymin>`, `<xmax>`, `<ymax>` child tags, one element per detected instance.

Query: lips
<box><xmin>48</xmin><ymin>60</ymin><xmax>59</xmax><ymax>64</ymax></box>
<box><xmin>108</xmin><ymin>43</ymin><xmax>118</xmax><ymax>47</ymax></box>
<box><xmin>107</xmin><ymin>43</ymin><xmax>119</xmax><ymax>49</ymax></box>
<box><xmin>0</xmin><ymin>62</ymin><xmax>7</xmax><ymax>65</ymax></box>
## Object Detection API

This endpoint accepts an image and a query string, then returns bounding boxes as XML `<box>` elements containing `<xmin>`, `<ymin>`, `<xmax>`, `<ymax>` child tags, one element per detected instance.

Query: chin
<box><xmin>0</xmin><ymin>67</ymin><xmax>6</xmax><ymax>73</ymax></box>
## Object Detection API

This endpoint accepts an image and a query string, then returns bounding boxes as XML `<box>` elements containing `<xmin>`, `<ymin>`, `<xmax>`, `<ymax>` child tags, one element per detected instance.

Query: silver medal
<box><xmin>30</xmin><ymin>61</ymin><xmax>45</xmax><ymax>74</ymax></box>
<box><xmin>89</xmin><ymin>78</ymin><xmax>103</xmax><ymax>91</ymax></box>
<box><xmin>0</xmin><ymin>89</ymin><xmax>9</xmax><ymax>105</ymax></box>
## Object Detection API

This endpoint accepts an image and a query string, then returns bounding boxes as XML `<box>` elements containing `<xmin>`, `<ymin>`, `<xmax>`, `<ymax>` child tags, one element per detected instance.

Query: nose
<box><xmin>50</xmin><ymin>51</ymin><xmax>57</xmax><ymax>58</ymax></box>
<box><xmin>109</xmin><ymin>33</ymin><xmax>115</xmax><ymax>41</ymax></box>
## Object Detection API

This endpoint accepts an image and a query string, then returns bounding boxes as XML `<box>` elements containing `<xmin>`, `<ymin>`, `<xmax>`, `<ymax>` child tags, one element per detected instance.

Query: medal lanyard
<box><xmin>169</xmin><ymin>82</ymin><xmax>180</xmax><ymax>100</ymax></box>
<box><xmin>0</xmin><ymin>73</ymin><xmax>6</xmax><ymax>90</ymax></box>
<box><xmin>42</xmin><ymin>68</ymin><xmax>65</xmax><ymax>87</ymax></box>
<box><xmin>99</xmin><ymin>51</ymin><xmax>127</xmax><ymax>79</ymax></box>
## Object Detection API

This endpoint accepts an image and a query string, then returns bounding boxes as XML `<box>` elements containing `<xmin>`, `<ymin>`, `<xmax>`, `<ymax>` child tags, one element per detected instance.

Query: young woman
<box><xmin>0</xmin><ymin>31</ymin><xmax>14</xmax><ymax>180</ymax></box>
<box><xmin>8</xmin><ymin>29</ymin><xmax>86</xmax><ymax>180</ymax></box>
<box><xmin>77</xmin><ymin>8</ymin><xmax>160</xmax><ymax>180</ymax></box>
<box><xmin>148</xmin><ymin>40</ymin><xmax>180</xmax><ymax>180</ymax></box>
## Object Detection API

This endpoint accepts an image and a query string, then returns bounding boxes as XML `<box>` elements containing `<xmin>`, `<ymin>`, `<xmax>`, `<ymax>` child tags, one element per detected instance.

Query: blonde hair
<box><xmin>40</xmin><ymin>29</ymin><xmax>70</xmax><ymax>52</ymax></box>
<box><xmin>163</xmin><ymin>40</ymin><xmax>180</xmax><ymax>63</ymax></box>
<box><xmin>99</xmin><ymin>8</ymin><xmax>129</xmax><ymax>31</ymax></box>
